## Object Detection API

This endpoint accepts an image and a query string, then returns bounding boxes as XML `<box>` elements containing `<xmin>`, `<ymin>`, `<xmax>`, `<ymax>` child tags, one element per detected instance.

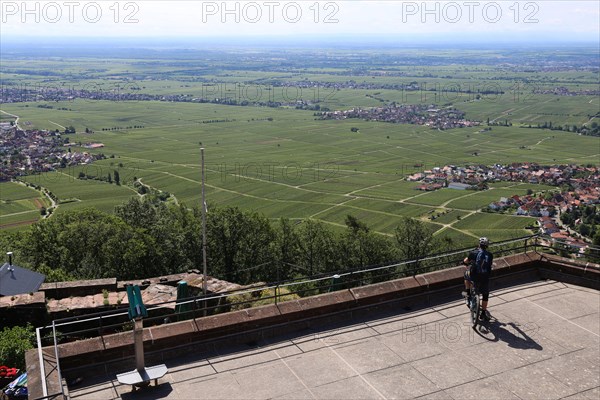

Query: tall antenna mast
<box><xmin>201</xmin><ymin>148</ymin><xmax>207</xmax><ymax>299</ymax></box>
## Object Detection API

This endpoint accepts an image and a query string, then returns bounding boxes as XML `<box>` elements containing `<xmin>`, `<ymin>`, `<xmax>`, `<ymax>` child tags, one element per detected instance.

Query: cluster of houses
<box><xmin>272</xmin><ymin>79</ymin><xmax>423</xmax><ymax>92</ymax></box>
<box><xmin>407</xmin><ymin>163</ymin><xmax>599</xmax><ymax>188</ymax></box>
<box><xmin>319</xmin><ymin>104</ymin><xmax>479</xmax><ymax>130</ymax></box>
<box><xmin>488</xmin><ymin>186</ymin><xmax>599</xmax><ymax>216</ymax></box>
<box><xmin>406</xmin><ymin>162</ymin><xmax>599</xmax><ymax>250</ymax></box>
<box><xmin>538</xmin><ymin>216</ymin><xmax>590</xmax><ymax>255</ymax></box>
<box><xmin>1</xmin><ymin>85</ymin><xmax>315</xmax><ymax>110</ymax></box>
<box><xmin>532</xmin><ymin>86</ymin><xmax>600</xmax><ymax>96</ymax></box>
<box><xmin>1</xmin><ymin>85</ymin><xmax>175</xmax><ymax>104</ymax></box>
<box><xmin>0</xmin><ymin>126</ymin><xmax>103</xmax><ymax>181</ymax></box>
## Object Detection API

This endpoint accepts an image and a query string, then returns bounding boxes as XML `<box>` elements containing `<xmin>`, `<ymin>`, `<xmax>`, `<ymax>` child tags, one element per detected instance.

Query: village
<box><xmin>0</xmin><ymin>124</ymin><xmax>104</xmax><ymax>181</ymax></box>
<box><xmin>407</xmin><ymin>162</ymin><xmax>600</xmax><ymax>251</ymax></box>
<box><xmin>532</xmin><ymin>86</ymin><xmax>600</xmax><ymax>96</ymax></box>
<box><xmin>318</xmin><ymin>104</ymin><xmax>480</xmax><ymax>129</ymax></box>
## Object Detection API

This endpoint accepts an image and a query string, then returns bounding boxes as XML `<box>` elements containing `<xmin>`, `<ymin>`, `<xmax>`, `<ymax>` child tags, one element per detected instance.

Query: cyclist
<box><xmin>462</xmin><ymin>237</ymin><xmax>493</xmax><ymax>321</ymax></box>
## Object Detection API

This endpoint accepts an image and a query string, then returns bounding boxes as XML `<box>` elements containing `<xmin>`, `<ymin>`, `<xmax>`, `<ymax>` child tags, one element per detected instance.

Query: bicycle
<box><xmin>465</xmin><ymin>283</ymin><xmax>482</xmax><ymax>329</ymax></box>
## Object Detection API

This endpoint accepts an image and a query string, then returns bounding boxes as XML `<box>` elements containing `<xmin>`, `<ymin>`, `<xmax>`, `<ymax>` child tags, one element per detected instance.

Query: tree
<box><xmin>0</xmin><ymin>324</ymin><xmax>34</xmax><ymax>371</ymax></box>
<box><xmin>115</xmin><ymin>197</ymin><xmax>160</xmax><ymax>229</ymax></box>
<box><xmin>345</xmin><ymin>214</ymin><xmax>369</xmax><ymax>233</ymax></box>
<box><xmin>297</xmin><ymin>219</ymin><xmax>339</xmax><ymax>276</ymax></box>
<box><xmin>579</xmin><ymin>224</ymin><xmax>591</xmax><ymax>237</ymax></box>
<box><xmin>585</xmin><ymin>231</ymin><xmax>600</xmax><ymax>262</ymax></box>
<box><xmin>115</xmin><ymin>197</ymin><xmax>190</xmax><ymax>277</ymax></box>
<box><xmin>339</xmin><ymin>215</ymin><xmax>396</xmax><ymax>276</ymax></box>
<box><xmin>394</xmin><ymin>217</ymin><xmax>436</xmax><ymax>269</ymax></box>
<box><xmin>22</xmin><ymin>208</ymin><xmax>154</xmax><ymax>280</ymax></box>
<box><xmin>107</xmin><ymin>172</ymin><xmax>112</xmax><ymax>184</ymax></box>
<box><xmin>207</xmin><ymin>207</ymin><xmax>276</xmax><ymax>283</ymax></box>
<box><xmin>114</xmin><ymin>170</ymin><xmax>120</xmax><ymax>185</ymax></box>
<box><xmin>274</xmin><ymin>218</ymin><xmax>302</xmax><ymax>280</ymax></box>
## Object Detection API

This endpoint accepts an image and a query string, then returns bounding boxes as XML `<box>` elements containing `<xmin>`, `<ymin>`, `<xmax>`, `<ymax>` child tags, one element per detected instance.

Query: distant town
<box><xmin>0</xmin><ymin>123</ymin><xmax>104</xmax><ymax>181</ymax></box>
<box><xmin>408</xmin><ymin>162</ymin><xmax>600</xmax><ymax>251</ymax></box>
<box><xmin>318</xmin><ymin>104</ymin><xmax>479</xmax><ymax>130</ymax></box>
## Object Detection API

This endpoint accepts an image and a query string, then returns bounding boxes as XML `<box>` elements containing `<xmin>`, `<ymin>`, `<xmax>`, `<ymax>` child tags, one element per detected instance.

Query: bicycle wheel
<box><xmin>470</xmin><ymin>292</ymin><xmax>481</xmax><ymax>329</ymax></box>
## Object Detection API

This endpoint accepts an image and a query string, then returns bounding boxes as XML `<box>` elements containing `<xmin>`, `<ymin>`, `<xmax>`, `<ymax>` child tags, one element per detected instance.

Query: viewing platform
<box><xmin>66</xmin><ymin>279</ymin><xmax>599</xmax><ymax>399</ymax></box>
<box><xmin>25</xmin><ymin>241</ymin><xmax>599</xmax><ymax>400</ymax></box>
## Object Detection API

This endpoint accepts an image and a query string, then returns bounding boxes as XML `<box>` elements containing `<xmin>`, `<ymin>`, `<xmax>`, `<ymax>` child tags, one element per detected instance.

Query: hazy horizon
<box><xmin>2</xmin><ymin>34</ymin><xmax>599</xmax><ymax>51</ymax></box>
<box><xmin>1</xmin><ymin>1</ymin><xmax>598</xmax><ymax>47</ymax></box>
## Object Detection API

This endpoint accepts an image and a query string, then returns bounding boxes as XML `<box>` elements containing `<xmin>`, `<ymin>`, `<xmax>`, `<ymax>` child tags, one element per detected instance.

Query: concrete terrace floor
<box><xmin>69</xmin><ymin>280</ymin><xmax>600</xmax><ymax>400</ymax></box>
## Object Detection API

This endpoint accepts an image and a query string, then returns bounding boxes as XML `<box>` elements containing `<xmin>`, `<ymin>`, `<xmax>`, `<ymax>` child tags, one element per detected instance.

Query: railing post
<box><xmin>36</xmin><ymin>327</ymin><xmax>48</xmax><ymax>399</ymax></box>
<box><xmin>328</xmin><ymin>274</ymin><xmax>340</xmax><ymax>293</ymax></box>
<box><xmin>52</xmin><ymin>321</ymin><xmax>64</xmax><ymax>399</ymax></box>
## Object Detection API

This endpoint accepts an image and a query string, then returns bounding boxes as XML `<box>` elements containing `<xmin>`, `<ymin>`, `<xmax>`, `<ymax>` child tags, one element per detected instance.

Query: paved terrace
<box><xmin>68</xmin><ymin>278</ymin><xmax>599</xmax><ymax>400</ymax></box>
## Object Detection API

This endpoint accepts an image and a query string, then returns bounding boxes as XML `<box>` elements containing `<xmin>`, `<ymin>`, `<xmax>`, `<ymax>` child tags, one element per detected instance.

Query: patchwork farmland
<box><xmin>1</xmin><ymin>49</ymin><xmax>598</xmax><ymax>247</ymax></box>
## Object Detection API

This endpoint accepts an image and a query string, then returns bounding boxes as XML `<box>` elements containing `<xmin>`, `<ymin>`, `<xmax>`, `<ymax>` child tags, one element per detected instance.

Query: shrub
<box><xmin>0</xmin><ymin>324</ymin><xmax>35</xmax><ymax>371</ymax></box>
<box><xmin>225</xmin><ymin>288</ymin><xmax>299</xmax><ymax>311</ymax></box>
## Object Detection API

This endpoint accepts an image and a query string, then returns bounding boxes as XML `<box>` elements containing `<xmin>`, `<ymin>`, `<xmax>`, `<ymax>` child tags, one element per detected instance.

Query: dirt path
<box><xmin>440</xmin><ymin>189</ymin><xmax>487</xmax><ymax>208</ymax></box>
<box><xmin>0</xmin><ymin>110</ymin><xmax>21</xmax><ymax>130</ymax></box>
<box><xmin>0</xmin><ymin>218</ymin><xmax>40</xmax><ymax>230</ymax></box>
<box><xmin>48</xmin><ymin>120</ymin><xmax>66</xmax><ymax>130</ymax></box>
<box><xmin>490</xmin><ymin>98</ymin><xmax>554</xmax><ymax>124</ymax></box>
<box><xmin>137</xmin><ymin>178</ymin><xmax>179</xmax><ymax>205</ymax></box>
<box><xmin>0</xmin><ymin>209</ymin><xmax>39</xmax><ymax>218</ymax></box>
<box><xmin>582</xmin><ymin>115</ymin><xmax>596</xmax><ymax>127</ymax></box>
<box><xmin>533</xmin><ymin>137</ymin><xmax>552</xmax><ymax>146</ymax></box>
<box><xmin>346</xmin><ymin>176</ymin><xmax>406</xmax><ymax>197</ymax></box>
<box><xmin>309</xmin><ymin>197</ymin><xmax>357</xmax><ymax>219</ymax></box>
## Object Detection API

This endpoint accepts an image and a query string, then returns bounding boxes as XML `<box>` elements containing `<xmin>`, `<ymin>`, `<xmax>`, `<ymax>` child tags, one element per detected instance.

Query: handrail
<box><xmin>35</xmin><ymin>327</ymin><xmax>47</xmax><ymax>398</ymax></box>
<box><xmin>36</xmin><ymin>234</ymin><xmax>537</xmax><ymax>344</ymax></box>
<box><xmin>51</xmin><ymin>321</ymin><xmax>64</xmax><ymax>399</ymax></box>
<box><xmin>34</xmin><ymin>393</ymin><xmax>65</xmax><ymax>400</ymax></box>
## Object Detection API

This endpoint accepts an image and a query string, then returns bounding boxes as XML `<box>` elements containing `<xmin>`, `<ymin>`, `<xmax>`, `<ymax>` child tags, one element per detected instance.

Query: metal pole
<box><xmin>36</xmin><ymin>327</ymin><xmax>48</xmax><ymax>398</ymax></box>
<box><xmin>51</xmin><ymin>321</ymin><xmax>64</xmax><ymax>397</ymax></box>
<box><xmin>134</xmin><ymin>319</ymin><xmax>145</xmax><ymax>372</ymax></box>
<box><xmin>201</xmin><ymin>148</ymin><xmax>208</xmax><ymax>315</ymax></box>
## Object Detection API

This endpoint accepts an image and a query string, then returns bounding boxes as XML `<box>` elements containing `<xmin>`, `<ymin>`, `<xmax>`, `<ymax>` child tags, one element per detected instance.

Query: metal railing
<box><xmin>33</xmin><ymin>233</ymin><xmax>599</xmax><ymax>398</ymax></box>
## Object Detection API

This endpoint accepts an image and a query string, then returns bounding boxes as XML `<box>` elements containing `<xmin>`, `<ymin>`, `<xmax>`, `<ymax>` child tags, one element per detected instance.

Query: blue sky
<box><xmin>1</xmin><ymin>1</ymin><xmax>598</xmax><ymax>43</ymax></box>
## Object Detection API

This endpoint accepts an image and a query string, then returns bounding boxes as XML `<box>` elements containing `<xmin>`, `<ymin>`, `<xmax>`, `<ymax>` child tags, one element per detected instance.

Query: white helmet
<box><xmin>479</xmin><ymin>237</ymin><xmax>489</xmax><ymax>247</ymax></box>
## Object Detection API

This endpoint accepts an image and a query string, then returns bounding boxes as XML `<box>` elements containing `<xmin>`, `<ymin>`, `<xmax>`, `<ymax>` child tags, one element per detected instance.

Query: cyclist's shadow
<box><xmin>474</xmin><ymin>318</ymin><xmax>543</xmax><ymax>350</ymax></box>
